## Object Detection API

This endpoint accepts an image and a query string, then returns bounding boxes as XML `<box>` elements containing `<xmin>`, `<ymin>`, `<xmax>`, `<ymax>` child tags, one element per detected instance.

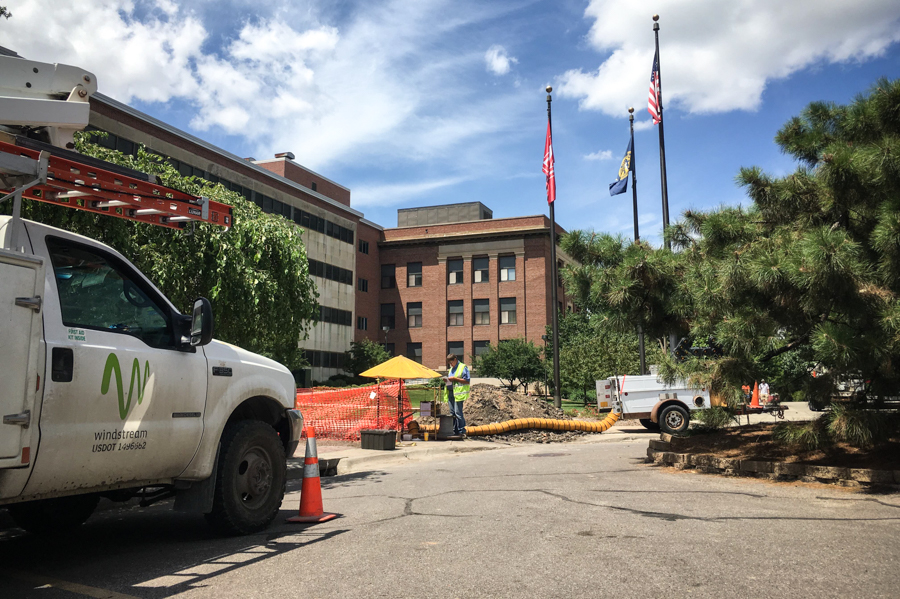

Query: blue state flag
<box><xmin>609</xmin><ymin>137</ymin><xmax>633</xmax><ymax>196</ymax></box>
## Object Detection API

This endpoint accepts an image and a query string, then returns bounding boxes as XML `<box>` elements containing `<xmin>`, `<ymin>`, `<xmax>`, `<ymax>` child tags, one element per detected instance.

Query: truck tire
<box><xmin>639</xmin><ymin>419</ymin><xmax>660</xmax><ymax>431</ymax></box>
<box><xmin>659</xmin><ymin>405</ymin><xmax>690</xmax><ymax>435</ymax></box>
<box><xmin>7</xmin><ymin>493</ymin><xmax>99</xmax><ymax>534</ymax></box>
<box><xmin>205</xmin><ymin>420</ymin><xmax>286</xmax><ymax>536</ymax></box>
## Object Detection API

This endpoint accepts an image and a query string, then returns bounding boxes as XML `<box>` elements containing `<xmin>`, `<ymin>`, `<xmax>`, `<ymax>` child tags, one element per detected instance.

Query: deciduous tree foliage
<box><xmin>554</xmin><ymin>311</ymin><xmax>644</xmax><ymax>402</ymax></box>
<box><xmin>3</xmin><ymin>134</ymin><xmax>319</xmax><ymax>370</ymax></box>
<box><xmin>344</xmin><ymin>339</ymin><xmax>391</xmax><ymax>376</ymax></box>
<box><xmin>473</xmin><ymin>338</ymin><xmax>546</xmax><ymax>393</ymax></box>
<box><xmin>562</xmin><ymin>78</ymin><xmax>900</xmax><ymax>405</ymax></box>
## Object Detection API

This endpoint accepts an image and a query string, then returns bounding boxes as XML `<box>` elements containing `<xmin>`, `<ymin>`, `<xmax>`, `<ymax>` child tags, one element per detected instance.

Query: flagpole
<box><xmin>629</xmin><ymin>106</ymin><xmax>647</xmax><ymax>376</ymax></box>
<box><xmin>546</xmin><ymin>85</ymin><xmax>562</xmax><ymax>409</ymax></box>
<box><xmin>653</xmin><ymin>14</ymin><xmax>670</xmax><ymax>249</ymax></box>
<box><xmin>653</xmin><ymin>13</ymin><xmax>679</xmax><ymax>357</ymax></box>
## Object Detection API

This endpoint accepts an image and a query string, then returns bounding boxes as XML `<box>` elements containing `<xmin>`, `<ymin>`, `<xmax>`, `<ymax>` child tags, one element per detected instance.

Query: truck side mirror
<box><xmin>190</xmin><ymin>297</ymin><xmax>214</xmax><ymax>346</ymax></box>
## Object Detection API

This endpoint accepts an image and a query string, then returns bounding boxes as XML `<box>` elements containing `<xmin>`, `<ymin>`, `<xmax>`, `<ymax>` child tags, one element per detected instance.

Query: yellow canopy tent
<box><xmin>360</xmin><ymin>355</ymin><xmax>443</xmax><ymax>434</ymax></box>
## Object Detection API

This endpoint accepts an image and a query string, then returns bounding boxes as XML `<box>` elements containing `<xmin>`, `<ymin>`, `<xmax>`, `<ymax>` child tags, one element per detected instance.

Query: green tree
<box><xmin>562</xmin><ymin>78</ymin><xmax>900</xmax><ymax>406</ymax></box>
<box><xmin>473</xmin><ymin>338</ymin><xmax>546</xmax><ymax>393</ymax></box>
<box><xmin>554</xmin><ymin>311</ymin><xmax>643</xmax><ymax>402</ymax></box>
<box><xmin>3</xmin><ymin>133</ymin><xmax>319</xmax><ymax>370</ymax></box>
<box><xmin>344</xmin><ymin>339</ymin><xmax>391</xmax><ymax>376</ymax></box>
<box><xmin>1</xmin><ymin>7</ymin><xmax>10</xmax><ymax>19</ymax></box>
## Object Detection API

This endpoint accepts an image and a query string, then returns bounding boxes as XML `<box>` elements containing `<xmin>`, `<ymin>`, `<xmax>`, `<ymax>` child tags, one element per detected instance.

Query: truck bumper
<box><xmin>285</xmin><ymin>408</ymin><xmax>305</xmax><ymax>457</ymax></box>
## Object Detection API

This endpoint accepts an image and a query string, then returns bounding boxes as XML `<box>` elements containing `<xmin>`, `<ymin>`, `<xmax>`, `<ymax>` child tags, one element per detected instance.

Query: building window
<box><xmin>381</xmin><ymin>264</ymin><xmax>396</xmax><ymax>289</ymax></box>
<box><xmin>380</xmin><ymin>303</ymin><xmax>395</xmax><ymax>329</ymax></box>
<box><xmin>407</xmin><ymin>302</ymin><xmax>422</xmax><ymax>328</ymax></box>
<box><xmin>474</xmin><ymin>340</ymin><xmax>491</xmax><ymax>358</ymax></box>
<box><xmin>358</xmin><ymin>278</ymin><xmax>368</xmax><ymax>292</ymax></box>
<box><xmin>499</xmin><ymin>255</ymin><xmax>516</xmax><ymax>282</ymax></box>
<box><xmin>500</xmin><ymin>297</ymin><xmax>517</xmax><ymax>324</ymax></box>
<box><xmin>407</xmin><ymin>342</ymin><xmax>422</xmax><ymax>364</ymax></box>
<box><xmin>385</xmin><ymin>343</ymin><xmax>395</xmax><ymax>356</ymax></box>
<box><xmin>558</xmin><ymin>259</ymin><xmax>564</xmax><ymax>288</ymax></box>
<box><xmin>319</xmin><ymin>306</ymin><xmax>353</xmax><ymax>326</ymax></box>
<box><xmin>473</xmin><ymin>299</ymin><xmax>490</xmax><ymax>325</ymax></box>
<box><xmin>357</xmin><ymin>316</ymin><xmax>368</xmax><ymax>330</ymax></box>
<box><xmin>407</xmin><ymin>262</ymin><xmax>422</xmax><ymax>287</ymax></box>
<box><xmin>358</xmin><ymin>239</ymin><xmax>369</xmax><ymax>254</ymax></box>
<box><xmin>309</xmin><ymin>259</ymin><xmax>353</xmax><ymax>285</ymax></box>
<box><xmin>304</xmin><ymin>350</ymin><xmax>345</xmax><ymax>370</ymax></box>
<box><xmin>311</xmin><ymin>182</ymin><xmax>317</xmax><ymax>192</ymax></box>
<box><xmin>448</xmin><ymin>300</ymin><xmax>464</xmax><ymax>326</ymax></box>
<box><xmin>473</xmin><ymin>256</ymin><xmax>489</xmax><ymax>283</ymax></box>
<box><xmin>447</xmin><ymin>341</ymin><xmax>464</xmax><ymax>364</ymax></box>
<box><xmin>447</xmin><ymin>258</ymin><xmax>463</xmax><ymax>285</ymax></box>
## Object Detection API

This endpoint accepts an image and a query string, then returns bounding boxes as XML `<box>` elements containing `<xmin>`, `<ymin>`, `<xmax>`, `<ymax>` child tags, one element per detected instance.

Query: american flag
<box><xmin>648</xmin><ymin>50</ymin><xmax>661</xmax><ymax>125</ymax></box>
<box><xmin>543</xmin><ymin>120</ymin><xmax>556</xmax><ymax>204</ymax></box>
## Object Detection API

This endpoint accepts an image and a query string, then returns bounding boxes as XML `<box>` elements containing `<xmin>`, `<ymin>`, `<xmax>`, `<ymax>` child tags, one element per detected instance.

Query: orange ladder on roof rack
<box><xmin>0</xmin><ymin>138</ymin><xmax>232</xmax><ymax>230</ymax></box>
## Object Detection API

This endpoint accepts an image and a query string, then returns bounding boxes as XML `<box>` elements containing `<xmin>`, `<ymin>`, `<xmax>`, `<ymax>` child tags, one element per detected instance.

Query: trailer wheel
<box><xmin>639</xmin><ymin>419</ymin><xmax>660</xmax><ymax>431</ymax></box>
<box><xmin>7</xmin><ymin>494</ymin><xmax>99</xmax><ymax>534</ymax></box>
<box><xmin>659</xmin><ymin>405</ymin><xmax>690</xmax><ymax>435</ymax></box>
<box><xmin>205</xmin><ymin>420</ymin><xmax>286</xmax><ymax>536</ymax></box>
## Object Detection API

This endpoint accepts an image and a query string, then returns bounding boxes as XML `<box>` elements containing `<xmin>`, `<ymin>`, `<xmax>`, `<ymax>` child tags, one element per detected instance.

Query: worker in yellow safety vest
<box><xmin>443</xmin><ymin>353</ymin><xmax>470</xmax><ymax>437</ymax></box>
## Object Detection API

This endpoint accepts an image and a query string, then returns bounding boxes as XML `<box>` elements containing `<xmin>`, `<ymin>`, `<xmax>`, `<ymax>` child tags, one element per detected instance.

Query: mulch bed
<box><xmin>671</xmin><ymin>423</ymin><xmax>900</xmax><ymax>471</ymax></box>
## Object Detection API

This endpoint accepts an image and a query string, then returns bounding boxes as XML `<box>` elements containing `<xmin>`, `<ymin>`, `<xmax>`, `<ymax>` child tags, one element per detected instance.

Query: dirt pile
<box><xmin>461</xmin><ymin>384</ymin><xmax>588</xmax><ymax>443</ymax></box>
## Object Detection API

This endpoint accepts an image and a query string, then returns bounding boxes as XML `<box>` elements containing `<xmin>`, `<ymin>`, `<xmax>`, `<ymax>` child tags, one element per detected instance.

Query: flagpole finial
<box><xmin>652</xmin><ymin>14</ymin><xmax>659</xmax><ymax>21</ymax></box>
<box><xmin>545</xmin><ymin>86</ymin><xmax>552</xmax><ymax>93</ymax></box>
<box><xmin>653</xmin><ymin>14</ymin><xmax>659</xmax><ymax>30</ymax></box>
<box><xmin>628</xmin><ymin>107</ymin><xmax>634</xmax><ymax>114</ymax></box>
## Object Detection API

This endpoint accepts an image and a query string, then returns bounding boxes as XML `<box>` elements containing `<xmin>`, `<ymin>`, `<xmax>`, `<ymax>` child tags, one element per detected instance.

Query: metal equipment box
<box><xmin>360</xmin><ymin>429</ymin><xmax>396</xmax><ymax>451</ymax></box>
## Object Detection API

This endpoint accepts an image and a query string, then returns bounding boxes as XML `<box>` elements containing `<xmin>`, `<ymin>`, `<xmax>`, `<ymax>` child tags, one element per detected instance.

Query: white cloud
<box><xmin>0</xmin><ymin>0</ymin><xmax>530</xmax><ymax>173</ymax></box>
<box><xmin>484</xmin><ymin>44</ymin><xmax>517</xmax><ymax>75</ymax></box>
<box><xmin>557</xmin><ymin>0</ymin><xmax>900</xmax><ymax>116</ymax></box>
<box><xmin>584</xmin><ymin>150</ymin><xmax>613</xmax><ymax>161</ymax></box>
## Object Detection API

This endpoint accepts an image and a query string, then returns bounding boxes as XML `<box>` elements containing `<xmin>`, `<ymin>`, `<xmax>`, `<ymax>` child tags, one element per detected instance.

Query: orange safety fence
<box><xmin>295</xmin><ymin>381</ymin><xmax>414</xmax><ymax>441</ymax></box>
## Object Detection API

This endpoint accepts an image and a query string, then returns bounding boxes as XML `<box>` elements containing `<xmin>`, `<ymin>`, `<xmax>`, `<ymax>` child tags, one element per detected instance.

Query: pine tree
<box><xmin>562</xmin><ymin>78</ymin><xmax>900</xmax><ymax>404</ymax></box>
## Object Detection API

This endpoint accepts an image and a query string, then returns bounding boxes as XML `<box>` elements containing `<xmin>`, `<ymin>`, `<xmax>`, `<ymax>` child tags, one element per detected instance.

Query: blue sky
<box><xmin>3</xmin><ymin>0</ymin><xmax>899</xmax><ymax>244</ymax></box>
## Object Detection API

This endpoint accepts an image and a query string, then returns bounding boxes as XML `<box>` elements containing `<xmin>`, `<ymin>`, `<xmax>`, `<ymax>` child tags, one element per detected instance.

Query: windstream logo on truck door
<box><xmin>101</xmin><ymin>353</ymin><xmax>150</xmax><ymax>420</ymax></box>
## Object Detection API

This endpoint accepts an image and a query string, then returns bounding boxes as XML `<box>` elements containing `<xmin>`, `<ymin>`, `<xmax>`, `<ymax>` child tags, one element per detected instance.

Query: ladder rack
<box><xmin>0</xmin><ymin>138</ymin><xmax>232</xmax><ymax>230</ymax></box>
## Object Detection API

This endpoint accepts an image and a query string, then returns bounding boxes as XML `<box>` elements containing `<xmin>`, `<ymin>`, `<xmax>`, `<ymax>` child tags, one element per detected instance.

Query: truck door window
<box><xmin>46</xmin><ymin>237</ymin><xmax>173</xmax><ymax>349</ymax></box>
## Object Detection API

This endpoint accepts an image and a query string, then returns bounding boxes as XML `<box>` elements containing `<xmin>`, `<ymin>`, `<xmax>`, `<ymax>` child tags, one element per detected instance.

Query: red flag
<box><xmin>542</xmin><ymin>120</ymin><xmax>556</xmax><ymax>204</ymax></box>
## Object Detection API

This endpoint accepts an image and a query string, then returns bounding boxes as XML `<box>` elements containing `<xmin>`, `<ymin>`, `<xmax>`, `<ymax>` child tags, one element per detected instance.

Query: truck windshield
<box><xmin>46</xmin><ymin>237</ymin><xmax>173</xmax><ymax>348</ymax></box>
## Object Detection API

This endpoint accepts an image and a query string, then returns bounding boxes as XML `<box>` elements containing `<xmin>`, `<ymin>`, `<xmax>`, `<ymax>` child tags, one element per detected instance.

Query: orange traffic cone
<box><xmin>288</xmin><ymin>426</ymin><xmax>339</xmax><ymax>523</ymax></box>
<box><xmin>749</xmin><ymin>381</ymin><xmax>761</xmax><ymax>408</ymax></box>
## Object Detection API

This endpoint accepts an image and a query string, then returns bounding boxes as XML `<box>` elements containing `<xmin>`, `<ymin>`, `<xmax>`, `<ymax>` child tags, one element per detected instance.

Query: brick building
<box><xmin>354</xmin><ymin>202</ymin><xmax>572</xmax><ymax>372</ymax></box>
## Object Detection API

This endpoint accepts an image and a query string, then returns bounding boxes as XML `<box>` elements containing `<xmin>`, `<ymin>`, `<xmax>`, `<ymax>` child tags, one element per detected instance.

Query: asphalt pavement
<box><xmin>2</xmin><ymin>431</ymin><xmax>897</xmax><ymax>599</ymax></box>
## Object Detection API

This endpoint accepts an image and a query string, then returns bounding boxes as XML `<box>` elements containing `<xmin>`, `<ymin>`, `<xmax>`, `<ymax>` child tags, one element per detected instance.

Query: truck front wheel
<box><xmin>7</xmin><ymin>494</ymin><xmax>100</xmax><ymax>534</ymax></box>
<box><xmin>659</xmin><ymin>405</ymin><xmax>690</xmax><ymax>435</ymax></box>
<box><xmin>205</xmin><ymin>420</ymin><xmax>286</xmax><ymax>536</ymax></box>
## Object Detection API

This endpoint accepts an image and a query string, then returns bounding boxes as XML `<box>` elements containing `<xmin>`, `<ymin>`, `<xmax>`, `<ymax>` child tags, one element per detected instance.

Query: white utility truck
<box><xmin>597</xmin><ymin>374</ymin><xmax>712</xmax><ymax>435</ymax></box>
<box><xmin>0</xmin><ymin>55</ymin><xmax>303</xmax><ymax>535</ymax></box>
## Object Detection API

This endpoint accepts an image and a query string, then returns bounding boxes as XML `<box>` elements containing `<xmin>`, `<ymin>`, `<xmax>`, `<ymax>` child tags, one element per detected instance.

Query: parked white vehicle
<box><xmin>0</xmin><ymin>216</ymin><xmax>303</xmax><ymax>534</ymax></box>
<box><xmin>597</xmin><ymin>374</ymin><xmax>712</xmax><ymax>435</ymax></box>
<box><xmin>0</xmin><ymin>56</ymin><xmax>302</xmax><ymax>535</ymax></box>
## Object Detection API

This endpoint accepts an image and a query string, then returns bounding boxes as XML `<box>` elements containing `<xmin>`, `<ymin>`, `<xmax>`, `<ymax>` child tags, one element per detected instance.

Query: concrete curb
<box><xmin>645</xmin><ymin>437</ymin><xmax>900</xmax><ymax>488</ymax></box>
